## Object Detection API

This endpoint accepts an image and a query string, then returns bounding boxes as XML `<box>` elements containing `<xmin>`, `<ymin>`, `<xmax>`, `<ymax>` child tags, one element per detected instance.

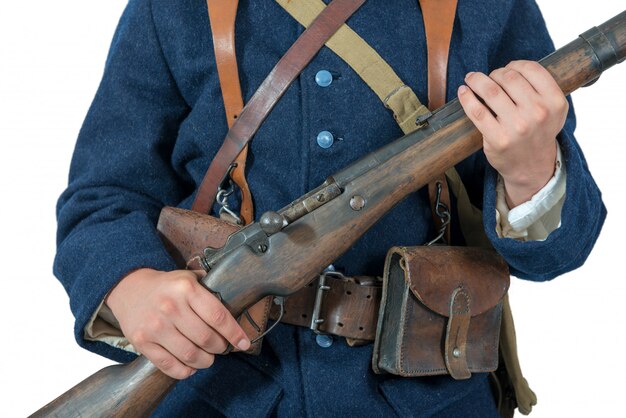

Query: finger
<box><xmin>457</xmin><ymin>84</ymin><xmax>502</xmax><ymax>136</ymax></box>
<box><xmin>190</xmin><ymin>270</ymin><xmax>206</xmax><ymax>280</ymax></box>
<box><xmin>188</xmin><ymin>287</ymin><xmax>251</xmax><ymax>352</ymax></box>
<box><xmin>505</xmin><ymin>60</ymin><xmax>563</xmax><ymax>98</ymax></box>
<box><xmin>463</xmin><ymin>71</ymin><xmax>516</xmax><ymax>117</ymax></box>
<box><xmin>174</xmin><ymin>307</ymin><xmax>229</xmax><ymax>354</ymax></box>
<box><xmin>159</xmin><ymin>328</ymin><xmax>217</xmax><ymax>370</ymax></box>
<box><xmin>139</xmin><ymin>341</ymin><xmax>197</xmax><ymax>380</ymax></box>
<box><xmin>488</xmin><ymin>67</ymin><xmax>539</xmax><ymax>108</ymax></box>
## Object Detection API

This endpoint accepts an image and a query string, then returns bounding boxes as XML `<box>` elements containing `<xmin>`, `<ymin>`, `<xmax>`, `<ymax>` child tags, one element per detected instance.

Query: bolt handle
<box><xmin>259</xmin><ymin>211</ymin><xmax>287</xmax><ymax>235</ymax></box>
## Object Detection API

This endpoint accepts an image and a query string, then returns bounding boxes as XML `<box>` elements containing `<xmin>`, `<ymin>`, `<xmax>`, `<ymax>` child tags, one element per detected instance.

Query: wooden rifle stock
<box><xmin>31</xmin><ymin>11</ymin><xmax>625</xmax><ymax>418</ymax></box>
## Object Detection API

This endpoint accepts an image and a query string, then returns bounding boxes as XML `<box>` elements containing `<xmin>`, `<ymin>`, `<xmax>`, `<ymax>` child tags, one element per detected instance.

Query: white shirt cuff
<box><xmin>84</xmin><ymin>299</ymin><xmax>138</xmax><ymax>354</ymax></box>
<box><xmin>496</xmin><ymin>145</ymin><xmax>566</xmax><ymax>241</ymax></box>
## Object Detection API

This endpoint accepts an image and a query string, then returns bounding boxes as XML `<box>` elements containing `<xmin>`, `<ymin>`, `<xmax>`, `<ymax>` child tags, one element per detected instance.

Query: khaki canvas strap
<box><xmin>445</xmin><ymin>168</ymin><xmax>492</xmax><ymax>248</ymax></box>
<box><xmin>205</xmin><ymin>0</ymin><xmax>254</xmax><ymax>225</ymax></box>
<box><xmin>192</xmin><ymin>0</ymin><xmax>366</xmax><ymax>215</ymax></box>
<box><xmin>275</xmin><ymin>0</ymin><xmax>430</xmax><ymax>134</ymax></box>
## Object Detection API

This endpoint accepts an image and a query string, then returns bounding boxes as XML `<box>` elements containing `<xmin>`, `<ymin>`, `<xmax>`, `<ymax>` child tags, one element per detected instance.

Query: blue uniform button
<box><xmin>316</xmin><ymin>131</ymin><xmax>334</xmax><ymax>149</ymax></box>
<box><xmin>324</xmin><ymin>264</ymin><xmax>336</xmax><ymax>273</ymax></box>
<box><xmin>315</xmin><ymin>70</ymin><xmax>333</xmax><ymax>87</ymax></box>
<box><xmin>316</xmin><ymin>334</ymin><xmax>334</xmax><ymax>348</ymax></box>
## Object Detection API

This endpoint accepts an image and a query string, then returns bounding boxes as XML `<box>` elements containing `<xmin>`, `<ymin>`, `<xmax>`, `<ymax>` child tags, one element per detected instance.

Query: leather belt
<box><xmin>269</xmin><ymin>271</ymin><xmax>382</xmax><ymax>342</ymax></box>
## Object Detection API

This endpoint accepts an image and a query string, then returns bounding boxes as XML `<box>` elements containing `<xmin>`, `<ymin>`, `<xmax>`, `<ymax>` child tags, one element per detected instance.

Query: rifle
<box><xmin>31</xmin><ymin>11</ymin><xmax>625</xmax><ymax>418</ymax></box>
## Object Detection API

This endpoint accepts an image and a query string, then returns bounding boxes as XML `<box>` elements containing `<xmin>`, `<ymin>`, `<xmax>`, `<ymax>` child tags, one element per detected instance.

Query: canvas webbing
<box><xmin>275</xmin><ymin>0</ymin><xmax>430</xmax><ymax>135</ymax></box>
<box><xmin>500</xmin><ymin>294</ymin><xmax>538</xmax><ymax>415</ymax></box>
<box><xmin>419</xmin><ymin>4</ymin><xmax>534</xmax><ymax>411</ymax></box>
<box><xmin>445</xmin><ymin>167</ymin><xmax>491</xmax><ymax>248</ymax></box>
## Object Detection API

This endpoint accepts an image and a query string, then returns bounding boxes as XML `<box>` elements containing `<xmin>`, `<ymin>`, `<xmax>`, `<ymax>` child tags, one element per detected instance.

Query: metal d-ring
<box><xmin>216</xmin><ymin>175</ymin><xmax>243</xmax><ymax>225</ymax></box>
<box><xmin>250</xmin><ymin>296</ymin><xmax>285</xmax><ymax>344</ymax></box>
<box><xmin>426</xmin><ymin>181</ymin><xmax>451</xmax><ymax>246</ymax></box>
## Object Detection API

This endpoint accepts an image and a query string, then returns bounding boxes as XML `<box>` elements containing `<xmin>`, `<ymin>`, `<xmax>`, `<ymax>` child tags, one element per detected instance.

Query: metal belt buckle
<box><xmin>309</xmin><ymin>270</ymin><xmax>344</xmax><ymax>334</ymax></box>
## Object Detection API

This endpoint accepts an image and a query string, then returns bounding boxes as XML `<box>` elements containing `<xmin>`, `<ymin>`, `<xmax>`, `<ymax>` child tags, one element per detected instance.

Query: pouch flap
<box><xmin>391</xmin><ymin>246</ymin><xmax>509</xmax><ymax>317</ymax></box>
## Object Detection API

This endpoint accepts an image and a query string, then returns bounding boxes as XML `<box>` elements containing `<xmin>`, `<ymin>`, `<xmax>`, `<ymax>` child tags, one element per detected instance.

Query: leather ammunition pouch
<box><xmin>372</xmin><ymin>246</ymin><xmax>509</xmax><ymax>380</ymax></box>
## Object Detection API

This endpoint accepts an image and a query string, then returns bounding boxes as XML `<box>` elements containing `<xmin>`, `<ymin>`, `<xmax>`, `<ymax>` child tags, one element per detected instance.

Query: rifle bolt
<box><xmin>259</xmin><ymin>211</ymin><xmax>287</xmax><ymax>234</ymax></box>
<box><xmin>350</xmin><ymin>195</ymin><xmax>366</xmax><ymax>211</ymax></box>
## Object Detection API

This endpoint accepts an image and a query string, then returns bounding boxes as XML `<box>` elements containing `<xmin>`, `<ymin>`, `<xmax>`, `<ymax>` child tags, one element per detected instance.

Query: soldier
<box><xmin>54</xmin><ymin>0</ymin><xmax>605</xmax><ymax>416</ymax></box>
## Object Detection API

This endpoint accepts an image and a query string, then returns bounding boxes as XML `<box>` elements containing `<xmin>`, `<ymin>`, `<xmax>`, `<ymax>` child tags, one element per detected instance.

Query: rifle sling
<box><xmin>191</xmin><ymin>0</ymin><xmax>366</xmax><ymax>215</ymax></box>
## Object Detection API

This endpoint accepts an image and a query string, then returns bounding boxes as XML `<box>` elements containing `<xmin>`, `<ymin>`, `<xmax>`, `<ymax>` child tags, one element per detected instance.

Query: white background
<box><xmin>0</xmin><ymin>1</ymin><xmax>624</xmax><ymax>417</ymax></box>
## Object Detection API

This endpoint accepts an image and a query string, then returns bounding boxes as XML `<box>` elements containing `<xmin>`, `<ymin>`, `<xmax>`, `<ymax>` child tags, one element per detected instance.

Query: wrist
<box><xmin>501</xmin><ymin>141</ymin><xmax>558</xmax><ymax>208</ymax></box>
<box><xmin>105</xmin><ymin>268</ymin><xmax>160</xmax><ymax>309</ymax></box>
<box><xmin>504</xmin><ymin>180</ymin><xmax>550</xmax><ymax>208</ymax></box>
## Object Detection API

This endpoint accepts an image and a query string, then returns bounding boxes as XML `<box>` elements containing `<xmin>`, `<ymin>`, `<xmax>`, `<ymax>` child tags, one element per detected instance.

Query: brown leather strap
<box><xmin>420</xmin><ymin>0</ymin><xmax>457</xmax><ymax>244</ymax></box>
<box><xmin>192</xmin><ymin>0</ymin><xmax>366</xmax><ymax>215</ymax></box>
<box><xmin>420</xmin><ymin>0</ymin><xmax>457</xmax><ymax>110</ymax></box>
<box><xmin>444</xmin><ymin>287</ymin><xmax>472</xmax><ymax>379</ymax></box>
<box><xmin>270</xmin><ymin>273</ymin><xmax>381</xmax><ymax>341</ymax></box>
<box><xmin>230</xmin><ymin>149</ymin><xmax>254</xmax><ymax>224</ymax></box>
<box><xmin>204</xmin><ymin>0</ymin><xmax>269</xmax><ymax>352</ymax></box>
<box><xmin>207</xmin><ymin>0</ymin><xmax>243</xmax><ymax>127</ymax></box>
<box><xmin>206</xmin><ymin>0</ymin><xmax>254</xmax><ymax>225</ymax></box>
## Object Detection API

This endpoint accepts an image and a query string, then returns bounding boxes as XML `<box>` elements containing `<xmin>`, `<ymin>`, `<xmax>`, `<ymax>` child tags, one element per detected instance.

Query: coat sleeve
<box><xmin>54</xmin><ymin>0</ymin><xmax>191</xmax><ymax>362</ymax></box>
<box><xmin>480</xmin><ymin>0</ymin><xmax>607</xmax><ymax>281</ymax></box>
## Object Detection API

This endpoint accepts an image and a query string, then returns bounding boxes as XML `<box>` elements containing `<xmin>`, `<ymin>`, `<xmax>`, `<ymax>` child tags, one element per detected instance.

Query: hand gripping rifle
<box><xmin>31</xmin><ymin>11</ymin><xmax>626</xmax><ymax>418</ymax></box>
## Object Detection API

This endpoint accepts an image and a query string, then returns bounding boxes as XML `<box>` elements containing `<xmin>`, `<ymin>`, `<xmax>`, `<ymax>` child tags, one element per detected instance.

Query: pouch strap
<box><xmin>204</xmin><ymin>0</ymin><xmax>270</xmax><ymax>354</ymax></box>
<box><xmin>444</xmin><ymin>287</ymin><xmax>472</xmax><ymax>380</ymax></box>
<box><xmin>206</xmin><ymin>0</ymin><xmax>243</xmax><ymax>128</ymax></box>
<box><xmin>419</xmin><ymin>0</ymin><xmax>457</xmax><ymax>244</ymax></box>
<box><xmin>420</xmin><ymin>0</ymin><xmax>457</xmax><ymax>111</ymax></box>
<box><xmin>192</xmin><ymin>0</ymin><xmax>366</xmax><ymax>215</ymax></box>
<box><xmin>206</xmin><ymin>0</ymin><xmax>255</xmax><ymax>225</ymax></box>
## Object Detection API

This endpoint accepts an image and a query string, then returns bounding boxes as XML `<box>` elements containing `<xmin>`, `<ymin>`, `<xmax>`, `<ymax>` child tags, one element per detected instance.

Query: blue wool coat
<box><xmin>55</xmin><ymin>0</ymin><xmax>606</xmax><ymax>416</ymax></box>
